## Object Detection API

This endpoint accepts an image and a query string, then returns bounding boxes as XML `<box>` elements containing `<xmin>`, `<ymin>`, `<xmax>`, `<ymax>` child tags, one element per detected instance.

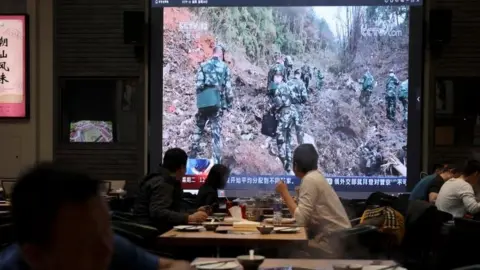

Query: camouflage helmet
<box><xmin>274</xmin><ymin>68</ymin><xmax>284</xmax><ymax>76</ymax></box>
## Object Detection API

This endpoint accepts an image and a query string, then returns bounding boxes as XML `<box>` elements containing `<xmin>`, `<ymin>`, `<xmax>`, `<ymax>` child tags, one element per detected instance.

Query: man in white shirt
<box><xmin>436</xmin><ymin>159</ymin><xmax>480</xmax><ymax>218</ymax></box>
<box><xmin>276</xmin><ymin>144</ymin><xmax>351</xmax><ymax>257</ymax></box>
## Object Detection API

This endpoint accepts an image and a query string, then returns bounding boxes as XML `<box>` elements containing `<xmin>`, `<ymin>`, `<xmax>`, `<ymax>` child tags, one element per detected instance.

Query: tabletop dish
<box><xmin>173</xmin><ymin>225</ymin><xmax>203</xmax><ymax>232</ymax></box>
<box><xmin>264</xmin><ymin>218</ymin><xmax>296</xmax><ymax>224</ymax></box>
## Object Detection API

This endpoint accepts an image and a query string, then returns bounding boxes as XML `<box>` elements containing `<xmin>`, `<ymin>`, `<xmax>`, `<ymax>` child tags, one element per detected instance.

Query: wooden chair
<box><xmin>0</xmin><ymin>180</ymin><xmax>15</xmax><ymax>200</ymax></box>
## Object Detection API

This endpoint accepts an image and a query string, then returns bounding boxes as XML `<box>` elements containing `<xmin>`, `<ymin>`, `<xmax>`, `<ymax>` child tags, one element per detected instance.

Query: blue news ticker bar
<box><xmin>183</xmin><ymin>175</ymin><xmax>407</xmax><ymax>192</ymax></box>
<box><xmin>152</xmin><ymin>0</ymin><xmax>423</xmax><ymax>7</ymax></box>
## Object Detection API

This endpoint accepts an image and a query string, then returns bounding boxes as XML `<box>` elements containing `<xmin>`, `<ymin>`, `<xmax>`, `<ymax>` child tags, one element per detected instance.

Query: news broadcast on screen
<box><xmin>149</xmin><ymin>0</ymin><xmax>423</xmax><ymax>196</ymax></box>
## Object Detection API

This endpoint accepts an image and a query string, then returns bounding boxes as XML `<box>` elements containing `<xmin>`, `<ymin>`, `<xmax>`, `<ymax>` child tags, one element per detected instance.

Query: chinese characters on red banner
<box><xmin>0</xmin><ymin>37</ymin><xmax>10</xmax><ymax>84</ymax></box>
<box><xmin>0</xmin><ymin>16</ymin><xmax>26</xmax><ymax>118</ymax></box>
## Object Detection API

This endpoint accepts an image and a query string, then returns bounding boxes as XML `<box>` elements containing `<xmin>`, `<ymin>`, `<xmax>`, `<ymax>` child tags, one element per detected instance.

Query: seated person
<box><xmin>275</xmin><ymin>144</ymin><xmax>351</xmax><ymax>258</ymax></box>
<box><xmin>411</xmin><ymin>164</ymin><xmax>460</xmax><ymax>203</ymax></box>
<box><xmin>427</xmin><ymin>163</ymin><xmax>462</xmax><ymax>203</ymax></box>
<box><xmin>410</xmin><ymin>163</ymin><xmax>447</xmax><ymax>201</ymax></box>
<box><xmin>134</xmin><ymin>148</ymin><xmax>207</xmax><ymax>233</ymax></box>
<box><xmin>0</xmin><ymin>163</ymin><xmax>190</xmax><ymax>270</ymax></box>
<box><xmin>196</xmin><ymin>164</ymin><xmax>230</xmax><ymax>211</ymax></box>
<box><xmin>436</xmin><ymin>159</ymin><xmax>480</xmax><ymax>218</ymax></box>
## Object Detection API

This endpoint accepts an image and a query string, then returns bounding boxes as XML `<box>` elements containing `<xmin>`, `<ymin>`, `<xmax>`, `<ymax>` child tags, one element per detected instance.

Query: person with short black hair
<box><xmin>196</xmin><ymin>164</ymin><xmax>230</xmax><ymax>211</ymax></box>
<box><xmin>410</xmin><ymin>163</ymin><xmax>460</xmax><ymax>202</ymax></box>
<box><xmin>426</xmin><ymin>163</ymin><xmax>462</xmax><ymax>203</ymax></box>
<box><xmin>134</xmin><ymin>148</ymin><xmax>208</xmax><ymax>233</ymax></box>
<box><xmin>436</xmin><ymin>159</ymin><xmax>480</xmax><ymax>218</ymax></box>
<box><xmin>0</xmin><ymin>163</ymin><xmax>190</xmax><ymax>270</ymax></box>
<box><xmin>275</xmin><ymin>144</ymin><xmax>351</xmax><ymax>257</ymax></box>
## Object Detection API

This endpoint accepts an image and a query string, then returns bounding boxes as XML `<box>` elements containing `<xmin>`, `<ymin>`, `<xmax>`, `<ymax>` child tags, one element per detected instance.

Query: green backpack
<box><xmin>196</xmin><ymin>62</ymin><xmax>222</xmax><ymax>110</ymax></box>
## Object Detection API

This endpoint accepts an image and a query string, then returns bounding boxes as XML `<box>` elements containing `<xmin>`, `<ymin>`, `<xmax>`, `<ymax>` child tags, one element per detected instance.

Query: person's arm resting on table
<box><xmin>428</xmin><ymin>179</ymin><xmax>443</xmax><ymax>203</ymax></box>
<box><xmin>149</xmin><ymin>181</ymin><xmax>189</xmax><ymax>225</ymax></box>
<box><xmin>460</xmin><ymin>183</ymin><xmax>480</xmax><ymax>214</ymax></box>
<box><xmin>111</xmin><ymin>235</ymin><xmax>191</xmax><ymax>270</ymax></box>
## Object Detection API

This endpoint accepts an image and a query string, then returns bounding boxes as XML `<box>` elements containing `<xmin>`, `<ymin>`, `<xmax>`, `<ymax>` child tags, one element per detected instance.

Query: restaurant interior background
<box><xmin>0</xmin><ymin>0</ymin><xmax>479</xmax><ymax>195</ymax></box>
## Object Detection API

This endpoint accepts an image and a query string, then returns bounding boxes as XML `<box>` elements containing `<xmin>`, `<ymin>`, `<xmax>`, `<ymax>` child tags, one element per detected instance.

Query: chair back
<box><xmin>438</xmin><ymin>218</ymin><xmax>480</xmax><ymax>269</ymax></box>
<box><xmin>1</xmin><ymin>180</ymin><xmax>15</xmax><ymax>200</ymax></box>
<box><xmin>101</xmin><ymin>181</ymin><xmax>112</xmax><ymax>193</ymax></box>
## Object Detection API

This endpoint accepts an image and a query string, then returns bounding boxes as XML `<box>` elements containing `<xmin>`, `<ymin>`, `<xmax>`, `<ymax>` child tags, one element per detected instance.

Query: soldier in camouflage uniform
<box><xmin>315</xmin><ymin>68</ymin><xmax>324</xmax><ymax>91</ymax></box>
<box><xmin>287</xmin><ymin>69</ymin><xmax>307</xmax><ymax>145</ymax></box>
<box><xmin>267</xmin><ymin>55</ymin><xmax>286</xmax><ymax>89</ymax></box>
<box><xmin>359</xmin><ymin>68</ymin><xmax>375</xmax><ymax>107</ymax></box>
<box><xmin>264</xmin><ymin>63</ymin><xmax>286</xmax><ymax>154</ymax></box>
<box><xmin>191</xmin><ymin>45</ymin><xmax>234</xmax><ymax>164</ymax></box>
<box><xmin>284</xmin><ymin>55</ymin><xmax>293</xmax><ymax>79</ymax></box>
<box><xmin>272</xmin><ymin>70</ymin><xmax>295</xmax><ymax>173</ymax></box>
<box><xmin>398</xmin><ymin>78</ymin><xmax>409</xmax><ymax>128</ymax></box>
<box><xmin>385</xmin><ymin>69</ymin><xmax>400</xmax><ymax>121</ymax></box>
<box><xmin>300</xmin><ymin>63</ymin><xmax>312</xmax><ymax>90</ymax></box>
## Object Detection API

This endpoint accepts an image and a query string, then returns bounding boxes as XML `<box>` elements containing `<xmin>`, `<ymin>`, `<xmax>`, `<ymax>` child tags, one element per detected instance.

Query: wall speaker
<box><xmin>429</xmin><ymin>9</ymin><xmax>452</xmax><ymax>45</ymax></box>
<box><xmin>123</xmin><ymin>11</ymin><xmax>145</xmax><ymax>45</ymax></box>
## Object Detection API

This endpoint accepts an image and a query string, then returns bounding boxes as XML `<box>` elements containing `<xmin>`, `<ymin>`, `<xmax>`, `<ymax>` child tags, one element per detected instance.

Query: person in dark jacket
<box><xmin>0</xmin><ymin>162</ymin><xmax>191</xmax><ymax>270</ymax></box>
<box><xmin>196</xmin><ymin>164</ymin><xmax>230</xmax><ymax>211</ymax></box>
<box><xmin>133</xmin><ymin>148</ymin><xmax>208</xmax><ymax>233</ymax></box>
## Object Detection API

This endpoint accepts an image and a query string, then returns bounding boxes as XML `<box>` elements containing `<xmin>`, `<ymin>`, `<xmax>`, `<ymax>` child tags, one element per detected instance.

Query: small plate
<box><xmin>173</xmin><ymin>225</ymin><xmax>203</xmax><ymax>232</ymax></box>
<box><xmin>264</xmin><ymin>218</ymin><xmax>296</xmax><ymax>224</ymax></box>
<box><xmin>273</xmin><ymin>227</ymin><xmax>300</xmax><ymax>233</ymax></box>
<box><xmin>195</xmin><ymin>261</ymin><xmax>240</xmax><ymax>270</ymax></box>
<box><xmin>224</xmin><ymin>217</ymin><xmax>242</xmax><ymax>223</ymax></box>
<box><xmin>215</xmin><ymin>228</ymin><xmax>230</xmax><ymax>234</ymax></box>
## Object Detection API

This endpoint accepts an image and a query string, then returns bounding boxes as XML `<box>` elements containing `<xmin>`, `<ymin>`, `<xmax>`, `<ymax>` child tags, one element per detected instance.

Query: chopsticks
<box><xmin>375</xmin><ymin>264</ymin><xmax>400</xmax><ymax>270</ymax></box>
<box><xmin>193</xmin><ymin>260</ymin><xmax>236</xmax><ymax>267</ymax></box>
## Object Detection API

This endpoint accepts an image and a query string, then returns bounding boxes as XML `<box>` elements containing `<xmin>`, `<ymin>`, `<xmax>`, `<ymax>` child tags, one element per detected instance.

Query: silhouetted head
<box><xmin>274</xmin><ymin>70</ymin><xmax>283</xmax><ymax>83</ymax></box>
<box><xmin>438</xmin><ymin>163</ymin><xmax>462</xmax><ymax>181</ymax></box>
<box><xmin>213</xmin><ymin>44</ymin><xmax>225</xmax><ymax>60</ymax></box>
<box><xmin>205</xmin><ymin>164</ymin><xmax>230</xmax><ymax>189</ymax></box>
<box><xmin>294</xmin><ymin>69</ymin><xmax>301</xmax><ymax>79</ymax></box>
<box><xmin>461</xmin><ymin>159</ymin><xmax>480</xmax><ymax>185</ymax></box>
<box><xmin>162</xmin><ymin>148</ymin><xmax>188</xmax><ymax>180</ymax></box>
<box><xmin>293</xmin><ymin>144</ymin><xmax>319</xmax><ymax>178</ymax></box>
<box><xmin>12</xmin><ymin>163</ymin><xmax>113</xmax><ymax>270</ymax></box>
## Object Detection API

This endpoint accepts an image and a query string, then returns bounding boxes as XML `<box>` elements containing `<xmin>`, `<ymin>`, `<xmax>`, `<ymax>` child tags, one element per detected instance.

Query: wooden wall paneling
<box><xmin>435</xmin><ymin>0</ymin><xmax>480</xmax><ymax>76</ymax></box>
<box><xmin>55</xmin><ymin>0</ymin><xmax>143</xmax><ymax>77</ymax></box>
<box><xmin>54</xmin><ymin>0</ymin><xmax>145</xmax><ymax>195</ymax></box>
<box><xmin>55</xmin><ymin>145</ymin><xmax>139</xmax><ymax>181</ymax></box>
<box><xmin>429</xmin><ymin>0</ymin><xmax>480</xmax><ymax>166</ymax></box>
<box><xmin>0</xmin><ymin>0</ymin><xmax>27</xmax><ymax>13</ymax></box>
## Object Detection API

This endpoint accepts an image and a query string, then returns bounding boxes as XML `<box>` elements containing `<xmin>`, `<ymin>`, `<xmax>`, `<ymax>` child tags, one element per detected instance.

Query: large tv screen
<box><xmin>150</xmin><ymin>0</ymin><xmax>423</xmax><ymax>196</ymax></box>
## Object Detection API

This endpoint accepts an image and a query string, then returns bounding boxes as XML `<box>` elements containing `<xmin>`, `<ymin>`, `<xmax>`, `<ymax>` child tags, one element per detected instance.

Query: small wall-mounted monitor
<box><xmin>69</xmin><ymin>120</ymin><xmax>114</xmax><ymax>143</ymax></box>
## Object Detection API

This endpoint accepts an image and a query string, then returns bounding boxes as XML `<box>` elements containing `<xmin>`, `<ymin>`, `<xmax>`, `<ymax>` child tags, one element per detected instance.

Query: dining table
<box><xmin>192</xmin><ymin>257</ymin><xmax>400</xmax><ymax>270</ymax></box>
<box><xmin>158</xmin><ymin>226</ymin><xmax>308</xmax><ymax>248</ymax></box>
<box><xmin>0</xmin><ymin>201</ymin><xmax>11</xmax><ymax>211</ymax></box>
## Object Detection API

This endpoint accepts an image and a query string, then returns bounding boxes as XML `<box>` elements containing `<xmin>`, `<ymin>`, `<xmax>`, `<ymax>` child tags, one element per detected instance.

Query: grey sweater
<box><xmin>435</xmin><ymin>178</ymin><xmax>480</xmax><ymax>218</ymax></box>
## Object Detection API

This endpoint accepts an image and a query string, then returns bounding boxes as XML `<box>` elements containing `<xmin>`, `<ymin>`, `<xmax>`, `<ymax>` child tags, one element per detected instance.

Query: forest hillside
<box><xmin>162</xmin><ymin>6</ymin><xmax>409</xmax><ymax>176</ymax></box>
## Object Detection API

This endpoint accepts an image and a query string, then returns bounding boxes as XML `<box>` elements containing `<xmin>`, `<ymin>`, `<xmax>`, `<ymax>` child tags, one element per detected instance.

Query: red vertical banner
<box><xmin>0</xmin><ymin>15</ymin><xmax>28</xmax><ymax>118</ymax></box>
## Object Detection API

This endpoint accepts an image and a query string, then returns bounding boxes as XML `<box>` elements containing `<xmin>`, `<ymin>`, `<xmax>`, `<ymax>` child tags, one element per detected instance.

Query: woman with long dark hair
<box><xmin>196</xmin><ymin>164</ymin><xmax>230</xmax><ymax>210</ymax></box>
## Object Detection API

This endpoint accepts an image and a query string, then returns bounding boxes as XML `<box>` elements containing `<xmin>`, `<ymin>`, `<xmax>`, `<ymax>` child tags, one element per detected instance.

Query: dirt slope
<box><xmin>162</xmin><ymin>8</ymin><xmax>407</xmax><ymax>176</ymax></box>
